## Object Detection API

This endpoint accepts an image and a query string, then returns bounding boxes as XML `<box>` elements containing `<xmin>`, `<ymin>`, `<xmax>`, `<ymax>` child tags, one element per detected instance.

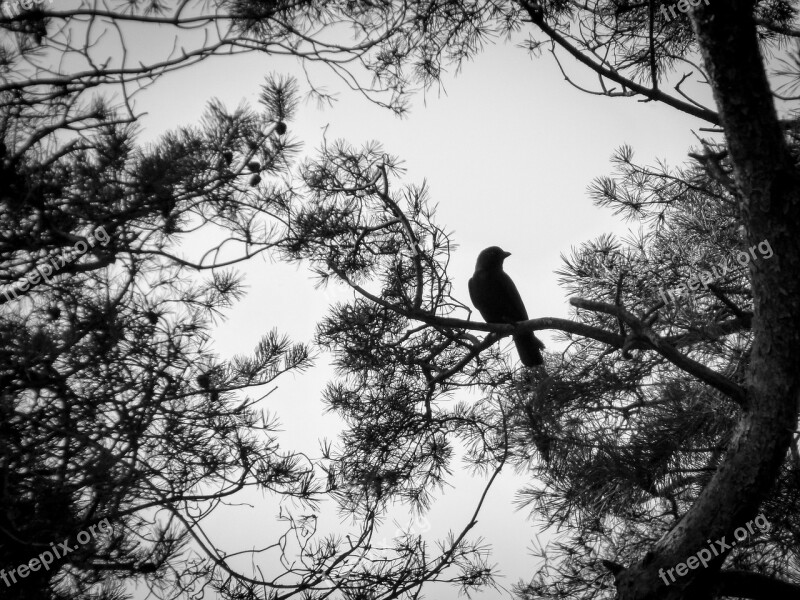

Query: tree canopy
<box><xmin>2</xmin><ymin>1</ymin><xmax>800</xmax><ymax>600</ymax></box>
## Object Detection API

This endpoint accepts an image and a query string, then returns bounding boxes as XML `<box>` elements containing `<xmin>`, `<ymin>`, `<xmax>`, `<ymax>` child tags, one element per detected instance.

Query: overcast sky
<box><xmin>125</xmin><ymin>24</ymin><xmax>715</xmax><ymax>600</ymax></box>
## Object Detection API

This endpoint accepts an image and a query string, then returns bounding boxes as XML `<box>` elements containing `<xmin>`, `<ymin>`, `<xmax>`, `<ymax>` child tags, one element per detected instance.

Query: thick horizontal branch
<box><xmin>405</xmin><ymin>310</ymin><xmax>627</xmax><ymax>348</ymax></box>
<box><xmin>406</xmin><ymin>307</ymin><xmax>746</xmax><ymax>404</ymax></box>
<box><xmin>569</xmin><ymin>297</ymin><xmax>746</xmax><ymax>405</ymax></box>
<box><xmin>334</xmin><ymin>271</ymin><xmax>746</xmax><ymax>404</ymax></box>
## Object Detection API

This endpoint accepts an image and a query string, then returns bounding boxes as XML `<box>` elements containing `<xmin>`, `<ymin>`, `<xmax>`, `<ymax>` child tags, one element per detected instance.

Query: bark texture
<box><xmin>613</xmin><ymin>1</ymin><xmax>800</xmax><ymax>598</ymax></box>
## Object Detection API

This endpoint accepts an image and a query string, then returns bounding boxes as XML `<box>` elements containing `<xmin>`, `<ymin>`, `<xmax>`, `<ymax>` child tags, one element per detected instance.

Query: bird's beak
<box><xmin>502</xmin><ymin>251</ymin><xmax>512</xmax><ymax>258</ymax></box>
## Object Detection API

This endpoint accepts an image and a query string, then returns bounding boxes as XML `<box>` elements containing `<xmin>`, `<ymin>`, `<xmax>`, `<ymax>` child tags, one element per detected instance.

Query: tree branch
<box><xmin>613</xmin><ymin>0</ymin><xmax>800</xmax><ymax>597</ymax></box>
<box><xmin>518</xmin><ymin>1</ymin><xmax>720</xmax><ymax>124</ymax></box>
<box><xmin>569</xmin><ymin>298</ymin><xmax>747</xmax><ymax>405</ymax></box>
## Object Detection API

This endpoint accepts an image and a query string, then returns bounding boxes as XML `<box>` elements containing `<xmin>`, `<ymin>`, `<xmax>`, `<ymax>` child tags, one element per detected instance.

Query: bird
<box><xmin>468</xmin><ymin>246</ymin><xmax>545</xmax><ymax>367</ymax></box>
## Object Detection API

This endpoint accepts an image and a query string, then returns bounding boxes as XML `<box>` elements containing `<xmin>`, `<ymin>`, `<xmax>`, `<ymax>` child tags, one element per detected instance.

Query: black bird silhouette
<box><xmin>468</xmin><ymin>246</ymin><xmax>544</xmax><ymax>366</ymax></box>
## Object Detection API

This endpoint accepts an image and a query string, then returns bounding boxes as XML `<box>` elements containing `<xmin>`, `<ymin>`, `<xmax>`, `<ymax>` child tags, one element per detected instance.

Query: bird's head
<box><xmin>475</xmin><ymin>246</ymin><xmax>512</xmax><ymax>270</ymax></box>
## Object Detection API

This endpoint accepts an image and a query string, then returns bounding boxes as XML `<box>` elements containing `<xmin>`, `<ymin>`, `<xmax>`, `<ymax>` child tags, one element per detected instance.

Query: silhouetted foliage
<box><xmin>5</xmin><ymin>2</ymin><xmax>800</xmax><ymax>600</ymax></box>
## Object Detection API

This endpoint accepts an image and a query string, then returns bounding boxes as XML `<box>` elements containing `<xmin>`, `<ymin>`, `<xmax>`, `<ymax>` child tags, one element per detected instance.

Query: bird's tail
<box><xmin>514</xmin><ymin>333</ymin><xmax>545</xmax><ymax>367</ymax></box>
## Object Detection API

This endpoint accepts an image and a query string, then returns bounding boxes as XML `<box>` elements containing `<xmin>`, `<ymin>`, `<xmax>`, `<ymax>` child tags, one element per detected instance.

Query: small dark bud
<box><xmin>274</xmin><ymin>121</ymin><xmax>287</xmax><ymax>135</ymax></box>
<box><xmin>145</xmin><ymin>311</ymin><xmax>158</xmax><ymax>325</ymax></box>
<box><xmin>196</xmin><ymin>374</ymin><xmax>210</xmax><ymax>389</ymax></box>
<box><xmin>222</xmin><ymin>151</ymin><xmax>233</xmax><ymax>165</ymax></box>
<box><xmin>47</xmin><ymin>306</ymin><xmax>61</xmax><ymax>320</ymax></box>
<box><xmin>249</xmin><ymin>174</ymin><xmax>262</xmax><ymax>187</ymax></box>
<box><xmin>247</xmin><ymin>161</ymin><xmax>261</xmax><ymax>172</ymax></box>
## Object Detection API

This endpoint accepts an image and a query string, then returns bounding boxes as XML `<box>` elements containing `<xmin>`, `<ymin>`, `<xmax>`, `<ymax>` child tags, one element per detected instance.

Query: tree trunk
<box><xmin>614</xmin><ymin>1</ymin><xmax>800</xmax><ymax>598</ymax></box>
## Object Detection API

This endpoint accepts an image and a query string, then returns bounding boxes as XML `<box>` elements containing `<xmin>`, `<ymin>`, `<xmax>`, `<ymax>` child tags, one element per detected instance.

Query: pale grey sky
<box><xmin>126</xmin><ymin>23</ymin><xmax>713</xmax><ymax>600</ymax></box>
